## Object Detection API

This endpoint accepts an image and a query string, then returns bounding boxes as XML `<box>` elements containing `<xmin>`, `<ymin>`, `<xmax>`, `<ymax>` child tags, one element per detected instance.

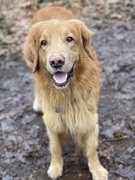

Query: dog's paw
<box><xmin>91</xmin><ymin>166</ymin><xmax>108</xmax><ymax>180</ymax></box>
<box><xmin>47</xmin><ymin>164</ymin><xmax>63</xmax><ymax>180</ymax></box>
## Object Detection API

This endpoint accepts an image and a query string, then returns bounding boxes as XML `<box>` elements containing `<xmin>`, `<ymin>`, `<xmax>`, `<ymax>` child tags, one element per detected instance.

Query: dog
<box><xmin>23</xmin><ymin>6</ymin><xmax>108</xmax><ymax>180</ymax></box>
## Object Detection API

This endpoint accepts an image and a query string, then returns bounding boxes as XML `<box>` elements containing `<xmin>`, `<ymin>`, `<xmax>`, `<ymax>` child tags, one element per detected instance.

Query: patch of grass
<box><xmin>92</xmin><ymin>20</ymin><xmax>103</xmax><ymax>29</ymax></box>
<box><xmin>38</xmin><ymin>0</ymin><xmax>49</xmax><ymax>3</ymax></box>
<box><xmin>0</xmin><ymin>13</ymin><xmax>4</xmax><ymax>21</ymax></box>
<box><xmin>0</xmin><ymin>59</ymin><xmax>5</xmax><ymax>69</ymax></box>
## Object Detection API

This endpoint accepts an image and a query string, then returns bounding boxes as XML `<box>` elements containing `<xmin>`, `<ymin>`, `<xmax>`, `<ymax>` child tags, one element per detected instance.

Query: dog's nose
<box><xmin>49</xmin><ymin>54</ymin><xmax>65</xmax><ymax>68</ymax></box>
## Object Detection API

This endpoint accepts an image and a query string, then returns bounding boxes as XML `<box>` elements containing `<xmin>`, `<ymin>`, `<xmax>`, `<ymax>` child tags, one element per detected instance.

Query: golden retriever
<box><xmin>23</xmin><ymin>6</ymin><xmax>108</xmax><ymax>180</ymax></box>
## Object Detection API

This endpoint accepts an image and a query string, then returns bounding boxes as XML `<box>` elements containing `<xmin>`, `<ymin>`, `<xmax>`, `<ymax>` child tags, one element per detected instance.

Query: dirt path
<box><xmin>0</xmin><ymin>3</ymin><xmax>135</xmax><ymax>180</ymax></box>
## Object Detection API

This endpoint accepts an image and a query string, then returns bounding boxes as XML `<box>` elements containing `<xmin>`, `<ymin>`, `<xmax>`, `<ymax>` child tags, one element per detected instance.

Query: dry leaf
<box><xmin>111</xmin><ymin>13</ymin><xmax>123</xmax><ymax>20</ymax></box>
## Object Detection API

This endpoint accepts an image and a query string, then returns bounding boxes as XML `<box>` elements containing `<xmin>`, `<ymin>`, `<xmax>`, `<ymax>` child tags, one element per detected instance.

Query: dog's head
<box><xmin>23</xmin><ymin>20</ymin><xmax>94</xmax><ymax>89</ymax></box>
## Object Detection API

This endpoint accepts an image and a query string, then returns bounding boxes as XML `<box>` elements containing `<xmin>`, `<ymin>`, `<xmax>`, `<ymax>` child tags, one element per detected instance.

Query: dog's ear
<box><xmin>69</xmin><ymin>20</ymin><xmax>96</xmax><ymax>61</ymax></box>
<box><xmin>23</xmin><ymin>27</ymin><xmax>39</xmax><ymax>73</ymax></box>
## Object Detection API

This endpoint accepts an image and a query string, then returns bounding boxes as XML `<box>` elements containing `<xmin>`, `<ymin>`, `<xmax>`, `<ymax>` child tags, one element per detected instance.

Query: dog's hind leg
<box><xmin>33</xmin><ymin>86</ymin><xmax>42</xmax><ymax>112</ymax></box>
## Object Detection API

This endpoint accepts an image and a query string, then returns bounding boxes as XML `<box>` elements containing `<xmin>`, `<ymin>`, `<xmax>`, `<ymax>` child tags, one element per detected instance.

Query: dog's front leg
<box><xmin>47</xmin><ymin>130</ymin><xmax>63</xmax><ymax>180</ymax></box>
<box><xmin>84</xmin><ymin>128</ymin><xmax>108</xmax><ymax>180</ymax></box>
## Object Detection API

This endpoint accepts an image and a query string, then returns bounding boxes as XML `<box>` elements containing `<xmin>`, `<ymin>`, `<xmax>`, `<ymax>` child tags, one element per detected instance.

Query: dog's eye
<box><xmin>41</xmin><ymin>40</ymin><xmax>47</xmax><ymax>46</ymax></box>
<box><xmin>67</xmin><ymin>37</ymin><xmax>74</xmax><ymax>42</ymax></box>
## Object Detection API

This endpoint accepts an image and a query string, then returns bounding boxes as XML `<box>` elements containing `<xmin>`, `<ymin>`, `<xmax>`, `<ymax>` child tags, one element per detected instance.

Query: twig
<box><xmin>102</xmin><ymin>136</ymin><xmax>129</xmax><ymax>143</ymax></box>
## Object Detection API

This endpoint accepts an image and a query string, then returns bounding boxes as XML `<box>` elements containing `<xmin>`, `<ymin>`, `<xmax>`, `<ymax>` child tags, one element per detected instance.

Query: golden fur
<box><xmin>23</xmin><ymin>6</ymin><xmax>108</xmax><ymax>180</ymax></box>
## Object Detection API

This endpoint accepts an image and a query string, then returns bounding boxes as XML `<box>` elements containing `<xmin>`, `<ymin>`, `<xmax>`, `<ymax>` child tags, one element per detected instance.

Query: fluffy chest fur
<box><xmin>43</xmin><ymin>88</ymin><xmax>98</xmax><ymax>136</ymax></box>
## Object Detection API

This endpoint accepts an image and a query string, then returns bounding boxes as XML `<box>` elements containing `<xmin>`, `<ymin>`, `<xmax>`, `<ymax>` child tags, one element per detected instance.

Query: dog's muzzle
<box><xmin>51</xmin><ymin>63</ymin><xmax>75</xmax><ymax>89</ymax></box>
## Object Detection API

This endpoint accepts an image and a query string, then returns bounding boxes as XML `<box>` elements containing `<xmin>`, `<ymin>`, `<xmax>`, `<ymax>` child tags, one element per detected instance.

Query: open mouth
<box><xmin>52</xmin><ymin>67</ymin><xmax>74</xmax><ymax>89</ymax></box>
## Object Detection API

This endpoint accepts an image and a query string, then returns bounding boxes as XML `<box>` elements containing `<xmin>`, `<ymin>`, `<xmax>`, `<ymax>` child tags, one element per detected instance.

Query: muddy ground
<box><xmin>0</xmin><ymin>1</ymin><xmax>135</xmax><ymax>180</ymax></box>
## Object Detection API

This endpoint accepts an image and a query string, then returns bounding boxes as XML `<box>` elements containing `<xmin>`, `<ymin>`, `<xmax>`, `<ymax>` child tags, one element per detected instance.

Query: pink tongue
<box><xmin>53</xmin><ymin>72</ymin><xmax>68</xmax><ymax>84</ymax></box>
